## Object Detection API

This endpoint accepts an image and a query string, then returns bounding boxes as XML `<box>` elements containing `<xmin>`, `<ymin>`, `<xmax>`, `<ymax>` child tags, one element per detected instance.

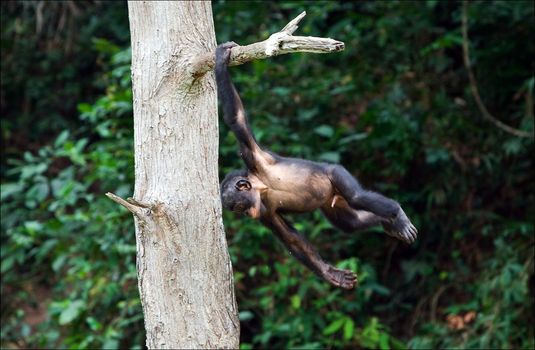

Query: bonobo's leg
<box><xmin>321</xmin><ymin>204</ymin><xmax>384</xmax><ymax>233</ymax></box>
<box><xmin>329</xmin><ymin>165</ymin><xmax>417</xmax><ymax>243</ymax></box>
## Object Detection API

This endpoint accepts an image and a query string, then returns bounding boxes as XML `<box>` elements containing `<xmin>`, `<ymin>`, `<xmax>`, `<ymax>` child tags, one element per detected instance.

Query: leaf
<box><xmin>314</xmin><ymin>125</ymin><xmax>334</xmax><ymax>138</ymax></box>
<box><xmin>92</xmin><ymin>38</ymin><xmax>120</xmax><ymax>54</ymax></box>
<box><xmin>33</xmin><ymin>239</ymin><xmax>58</xmax><ymax>262</ymax></box>
<box><xmin>503</xmin><ymin>139</ymin><xmax>522</xmax><ymax>156</ymax></box>
<box><xmin>77</xmin><ymin>103</ymin><xmax>92</xmax><ymax>113</ymax></box>
<box><xmin>323</xmin><ymin>317</ymin><xmax>345</xmax><ymax>335</ymax></box>
<box><xmin>290</xmin><ymin>295</ymin><xmax>301</xmax><ymax>309</ymax></box>
<box><xmin>298</xmin><ymin>108</ymin><xmax>318</xmax><ymax>121</ymax></box>
<box><xmin>102</xmin><ymin>338</ymin><xmax>119</xmax><ymax>350</ymax></box>
<box><xmin>26</xmin><ymin>182</ymin><xmax>49</xmax><ymax>203</ymax></box>
<box><xmin>425</xmin><ymin>148</ymin><xmax>450</xmax><ymax>164</ymax></box>
<box><xmin>55</xmin><ymin>130</ymin><xmax>70</xmax><ymax>147</ymax></box>
<box><xmin>390</xmin><ymin>336</ymin><xmax>408</xmax><ymax>350</ymax></box>
<box><xmin>20</xmin><ymin>163</ymin><xmax>48</xmax><ymax>180</ymax></box>
<box><xmin>239</xmin><ymin>311</ymin><xmax>254</xmax><ymax>321</ymax></box>
<box><xmin>75</xmin><ymin>138</ymin><xmax>88</xmax><ymax>152</ymax></box>
<box><xmin>86</xmin><ymin>316</ymin><xmax>102</xmax><ymax>331</ymax></box>
<box><xmin>319</xmin><ymin>152</ymin><xmax>340</xmax><ymax>163</ymax></box>
<box><xmin>379</xmin><ymin>333</ymin><xmax>390</xmax><ymax>350</ymax></box>
<box><xmin>330</xmin><ymin>84</ymin><xmax>355</xmax><ymax>95</ymax></box>
<box><xmin>343</xmin><ymin>317</ymin><xmax>355</xmax><ymax>340</ymax></box>
<box><xmin>52</xmin><ymin>255</ymin><xmax>68</xmax><ymax>272</ymax></box>
<box><xmin>339</xmin><ymin>133</ymin><xmax>368</xmax><ymax>145</ymax></box>
<box><xmin>273</xmin><ymin>87</ymin><xmax>290</xmax><ymax>96</ymax></box>
<box><xmin>59</xmin><ymin>300</ymin><xmax>85</xmax><ymax>325</ymax></box>
<box><xmin>24</xmin><ymin>221</ymin><xmax>43</xmax><ymax>235</ymax></box>
<box><xmin>1</xmin><ymin>255</ymin><xmax>15</xmax><ymax>274</ymax></box>
<box><xmin>369</xmin><ymin>283</ymin><xmax>391</xmax><ymax>296</ymax></box>
<box><xmin>0</xmin><ymin>183</ymin><xmax>23</xmax><ymax>200</ymax></box>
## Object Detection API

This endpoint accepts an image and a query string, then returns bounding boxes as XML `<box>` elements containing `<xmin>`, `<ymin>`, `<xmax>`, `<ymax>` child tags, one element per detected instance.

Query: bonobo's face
<box><xmin>220</xmin><ymin>171</ymin><xmax>262</xmax><ymax>219</ymax></box>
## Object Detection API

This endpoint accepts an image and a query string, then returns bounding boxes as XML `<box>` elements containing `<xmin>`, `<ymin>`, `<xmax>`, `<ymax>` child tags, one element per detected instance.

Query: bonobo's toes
<box><xmin>403</xmin><ymin>226</ymin><xmax>416</xmax><ymax>243</ymax></box>
<box><xmin>401</xmin><ymin>225</ymin><xmax>414</xmax><ymax>243</ymax></box>
<box><xmin>409</xmin><ymin>224</ymin><xmax>418</xmax><ymax>242</ymax></box>
<box><xmin>324</xmin><ymin>266</ymin><xmax>358</xmax><ymax>290</ymax></box>
<box><xmin>401</xmin><ymin>226</ymin><xmax>418</xmax><ymax>244</ymax></box>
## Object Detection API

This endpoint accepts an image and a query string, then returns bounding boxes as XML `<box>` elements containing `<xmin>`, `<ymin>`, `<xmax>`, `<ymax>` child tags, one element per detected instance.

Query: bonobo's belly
<box><xmin>266</xmin><ymin>189</ymin><xmax>327</xmax><ymax>212</ymax></box>
<box><xmin>260</xmin><ymin>160</ymin><xmax>334</xmax><ymax>212</ymax></box>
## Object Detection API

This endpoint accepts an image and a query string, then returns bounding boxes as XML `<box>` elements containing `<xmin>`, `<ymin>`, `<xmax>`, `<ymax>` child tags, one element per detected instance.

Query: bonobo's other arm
<box><xmin>262</xmin><ymin>214</ymin><xmax>358</xmax><ymax>290</ymax></box>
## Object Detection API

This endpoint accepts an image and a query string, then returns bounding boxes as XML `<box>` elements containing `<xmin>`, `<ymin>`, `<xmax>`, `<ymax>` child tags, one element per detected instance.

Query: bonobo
<box><xmin>216</xmin><ymin>42</ymin><xmax>417</xmax><ymax>290</ymax></box>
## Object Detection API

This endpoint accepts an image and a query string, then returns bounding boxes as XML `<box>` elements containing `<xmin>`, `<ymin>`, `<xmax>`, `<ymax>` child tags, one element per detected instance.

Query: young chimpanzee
<box><xmin>216</xmin><ymin>42</ymin><xmax>417</xmax><ymax>290</ymax></box>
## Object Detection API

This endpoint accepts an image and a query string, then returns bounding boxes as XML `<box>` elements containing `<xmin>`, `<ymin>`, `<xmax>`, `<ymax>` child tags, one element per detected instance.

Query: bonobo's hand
<box><xmin>216</xmin><ymin>41</ymin><xmax>238</xmax><ymax>66</ymax></box>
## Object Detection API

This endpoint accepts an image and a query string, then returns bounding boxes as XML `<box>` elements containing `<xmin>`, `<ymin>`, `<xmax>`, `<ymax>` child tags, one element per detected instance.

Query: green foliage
<box><xmin>2</xmin><ymin>1</ymin><xmax>534</xmax><ymax>349</ymax></box>
<box><xmin>1</xmin><ymin>36</ymin><xmax>141</xmax><ymax>348</ymax></box>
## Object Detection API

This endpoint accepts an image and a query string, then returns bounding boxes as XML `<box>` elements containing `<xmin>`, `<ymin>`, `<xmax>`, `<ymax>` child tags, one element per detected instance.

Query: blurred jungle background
<box><xmin>1</xmin><ymin>1</ymin><xmax>534</xmax><ymax>349</ymax></box>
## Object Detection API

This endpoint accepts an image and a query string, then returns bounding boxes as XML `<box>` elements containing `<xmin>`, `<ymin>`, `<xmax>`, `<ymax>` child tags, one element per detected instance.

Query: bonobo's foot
<box><xmin>322</xmin><ymin>266</ymin><xmax>358</xmax><ymax>290</ymax></box>
<box><xmin>383</xmin><ymin>209</ymin><xmax>417</xmax><ymax>244</ymax></box>
<box><xmin>216</xmin><ymin>41</ymin><xmax>238</xmax><ymax>63</ymax></box>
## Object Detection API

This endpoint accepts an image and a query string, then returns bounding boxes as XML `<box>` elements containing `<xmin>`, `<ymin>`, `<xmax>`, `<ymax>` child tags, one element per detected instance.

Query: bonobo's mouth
<box><xmin>232</xmin><ymin>203</ymin><xmax>247</xmax><ymax>215</ymax></box>
<box><xmin>231</xmin><ymin>205</ymin><xmax>259</xmax><ymax>219</ymax></box>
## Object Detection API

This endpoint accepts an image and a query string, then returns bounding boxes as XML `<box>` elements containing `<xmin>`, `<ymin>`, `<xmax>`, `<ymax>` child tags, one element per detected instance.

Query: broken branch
<box><xmin>106</xmin><ymin>192</ymin><xmax>150</xmax><ymax>217</ymax></box>
<box><xmin>190</xmin><ymin>11</ymin><xmax>344</xmax><ymax>78</ymax></box>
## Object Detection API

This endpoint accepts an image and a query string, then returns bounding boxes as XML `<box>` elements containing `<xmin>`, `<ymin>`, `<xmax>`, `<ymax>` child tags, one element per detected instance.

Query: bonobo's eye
<box><xmin>235</xmin><ymin>179</ymin><xmax>251</xmax><ymax>191</ymax></box>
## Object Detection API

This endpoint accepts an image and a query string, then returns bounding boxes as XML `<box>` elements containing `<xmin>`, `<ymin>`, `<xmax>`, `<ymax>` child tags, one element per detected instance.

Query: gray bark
<box><xmin>122</xmin><ymin>1</ymin><xmax>239</xmax><ymax>348</ymax></box>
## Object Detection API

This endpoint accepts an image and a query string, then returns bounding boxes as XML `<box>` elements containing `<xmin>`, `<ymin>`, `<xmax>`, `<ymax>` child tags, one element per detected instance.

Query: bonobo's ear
<box><xmin>235</xmin><ymin>179</ymin><xmax>251</xmax><ymax>191</ymax></box>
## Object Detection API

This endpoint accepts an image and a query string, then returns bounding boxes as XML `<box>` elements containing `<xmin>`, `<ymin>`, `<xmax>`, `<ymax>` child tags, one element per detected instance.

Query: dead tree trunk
<box><xmin>106</xmin><ymin>3</ymin><xmax>343</xmax><ymax>348</ymax></box>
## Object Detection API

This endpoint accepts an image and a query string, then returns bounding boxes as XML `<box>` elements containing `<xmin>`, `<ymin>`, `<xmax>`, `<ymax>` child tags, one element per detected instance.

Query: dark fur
<box><xmin>220</xmin><ymin>169</ymin><xmax>250</xmax><ymax>212</ymax></box>
<box><xmin>216</xmin><ymin>42</ymin><xmax>417</xmax><ymax>290</ymax></box>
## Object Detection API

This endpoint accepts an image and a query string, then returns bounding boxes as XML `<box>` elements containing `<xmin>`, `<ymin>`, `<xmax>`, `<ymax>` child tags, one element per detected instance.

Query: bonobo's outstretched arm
<box><xmin>262</xmin><ymin>214</ymin><xmax>358</xmax><ymax>290</ymax></box>
<box><xmin>215</xmin><ymin>42</ymin><xmax>264</xmax><ymax>170</ymax></box>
